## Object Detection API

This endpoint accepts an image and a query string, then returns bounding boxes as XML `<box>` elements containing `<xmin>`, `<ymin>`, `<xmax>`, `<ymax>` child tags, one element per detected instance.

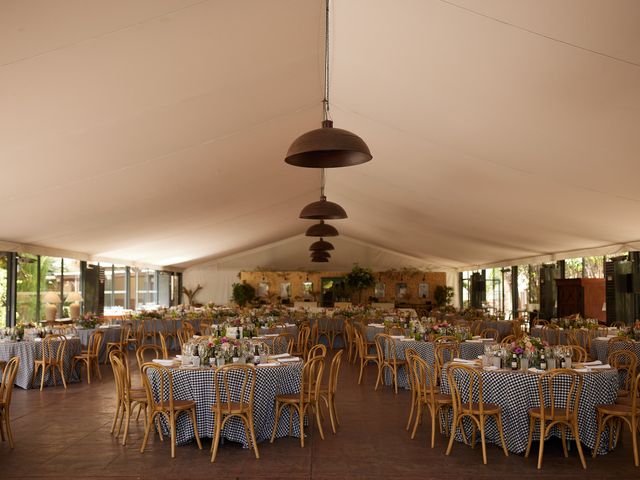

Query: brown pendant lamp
<box><xmin>311</xmin><ymin>256</ymin><xmax>329</xmax><ymax>263</ymax></box>
<box><xmin>284</xmin><ymin>0</ymin><xmax>372</xmax><ymax>169</ymax></box>
<box><xmin>299</xmin><ymin>170</ymin><xmax>347</xmax><ymax>220</ymax></box>
<box><xmin>310</xmin><ymin>238</ymin><xmax>334</xmax><ymax>251</ymax></box>
<box><xmin>311</xmin><ymin>250</ymin><xmax>331</xmax><ymax>260</ymax></box>
<box><xmin>305</xmin><ymin>220</ymin><xmax>339</xmax><ymax>237</ymax></box>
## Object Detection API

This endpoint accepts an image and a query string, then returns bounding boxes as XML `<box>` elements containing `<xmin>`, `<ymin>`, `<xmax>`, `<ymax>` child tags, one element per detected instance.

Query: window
<box><xmin>0</xmin><ymin>255</ymin><xmax>7</xmax><ymax>328</ymax></box>
<box><xmin>583</xmin><ymin>256</ymin><xmax>604</xmax><ymax>278</ymax></box>
<box><xmin>16</xmin><ymin>254</ymin><xmax>39</xmax><ymax>323</ymax></box>
<box><xmin>113</xmin><ymin>265</ymin><xmax>127</xmax><ymax>307</ymax></box>
<box><xmin>517</xmin><ymin>265</ymin><xmax>530</xmax><ymax>315</ymax></box>
<box><xmin>564</xmin><ymin>257</ymin><xmax>583</xmax><ymax>279</ymax></box>
<box><xmin>484</xmin><ymin>268</ymin><xmax>503</xmax><ymax>315</ymax></box>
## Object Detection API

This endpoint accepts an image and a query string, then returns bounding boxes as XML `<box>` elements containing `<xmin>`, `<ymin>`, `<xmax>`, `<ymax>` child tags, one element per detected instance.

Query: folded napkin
<box><xmin>466</xmin><ymin>339</ymin><xmax>484</xmax><ymax>343</ymax></box>
<box><xmin>528</xmin><ymin>367</ymin><xmax>546</xmax><ymax>374</ymax></box>
<box><xmin>368</xmin><ymin>323</ymin><xmax>384</xmax><ymax>328</ymax></box>
<box><xmin>152</xmin><ymin>359</ymin><xmax>177</xmax><ymax>366</ymax></box>
<box><xmin>270</xmin><ymin>353</ymin><xmax>290</xmax><ymax>359</ymax></box>
<box><xmin>589</xmin><ymin>364</ymin><xmax>611</xmax><ymax>370</ymax></box>
<box><xmin>391</xmin><ymin>335</ymin><xmax>405</xmax><ymax>339</ymax></box>
<box><xmin>573</xmin><ymin>368</ymin><xmax>590</xmax><ymax>373</ymax></box>
<box><xmin>175</xmin><ymin>355</ymin><xmax>183</xmax><ymax>360</ymax></box>
<box><xmin>257</xmin><ymin>362</ymin><xmax>281</xmax><ymax>367</ymax></box>
<box><xmin>472</xmin><ymin>335</ymin><xmax>482</xmax><ymax>339</ymax></box>
<box><xmin>583</xmin><ymin>360</ymin><xmax>603</xmax><ymax>366</ymax></box>
<box><xmin>483</xmin><ymin>366</ymin><xmax>498</xmax><ymax>371</ymax></box>
<box><xmin>263</xmin><ymin>333</ymin><xmax>279</xmax><ymax>337</ymax></box>
<box><xmin>595</xmin><ymin>337</ymin><xmax>613</xmax><ymax>341</ymax></box>
<box><xmin>453</xmin><ymin>358</ymin><xmax>476</xmax><ymax>364</ymax></box>
<box><xmin>285</xmin><ymin>323</ymin><xmax>295</xmax><ymax>327</ymax></box>
<box><xmin>400</xmin><ymin>338</ymin><xmax>415</xmax><ymax>342</ymax></box>
<box><xmin>279</xmin><ymin>357</ymin><xmax>300</xmax><ymax>362</ymax></box>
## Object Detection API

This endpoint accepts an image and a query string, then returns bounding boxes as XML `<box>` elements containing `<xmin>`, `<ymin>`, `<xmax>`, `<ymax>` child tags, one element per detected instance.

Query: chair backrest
<box><xmin>481</xmin><ymin>328</ymin><xmax>499</xmax><ymax>340</ymax></box>
<box><xmin>296</xmin><ymin>325</ymin><xmax>310</xmax><ymax>356</ymax></box>
<box><xmin>612</xmin><ymin>320</ymin><xmax>627</xmax><ymax>329</ymax></box>
<box><xmin>568</xmin><ymin>344</ymin><xmax>588</xmax><ymax>362</ymax></box>
<box><xmin>307</xmin><ymin>343</ymin><xmax>327</xmax><ymax>360</ymax></box>
<box><xmin>119</xmin><ymin>324</ymin><xmax>131</xmax><ymax>344</ymax></box>
<box><xmin>512</xmin><ymin>320</ymin><xmax>524</xmax><ymax>338</ymax></box>
<box><xmin>109</xmin><ymin>351</ymin><xmax>126</xmax><ymax>404</ymax></box>
<box><xmin>158</xmin><ymin>332</ymin><xmax>169</xmax><ymax>359</ymax></box>
<box><xmin>608</xmin><ymin>349</ymin><xmax>638</xmax><ymax>396</ymax></box>
<box><xmin>447</xmin><ymin>363</ymin><xmax>488</xmax><ymax>415</ymax></box>
<box><xmin>328</xmin><ymin>349</ymin><xmax>344</xmax><ymax>395</ymax></box>
<box><xmin>435</xmin><ymin>341</ymin><xmax>459</xmax><ymax>381</ymax></box>
<box><xmin>200</xmin><ymin>322</ymin><xmax>213</xmax><ymax>336</ymax></box>
<box><xmin>435</xmin><ymin>335</ymin><xmax>457</xmax><ymax>344</ymax></box>
<box><xmin>410</xmin><ymin>353</ymin><xmax>438</xmax><ymax>405</ymax></box>
<box><xmin>375</xmin><ymin>334</ymin><xmax>402</xmax><ymax>364</ymax></box>
<box><xmin>273</xmin><ymin>333</ymin><xmax>294</xmax><ymax>355</ymax></box>
<box><xmin>533</xmin><ymin>319</ymin><xmax>549</xmax><ymax>327</ymax></box>
<box><xmin>136</xmin><ymin>344</ymin><xmax>163</xmax><ymax>372</ymax></box>
<box><xmin>213</xmin><ymin>364</ymin><xmax>256</xmax><ymax>414</ymax></box>
<box><xmin>387</xmin><ymin>326</ymin><xmax>405</xmax><ymax>336</ymax></box>
<box><xmin>88</xmin><ymin>330</ymin><xmax>105</xmax><ymax>357</ymax></box>
<box><xmin>41</xmin><ymin>334</ymin><xmax>67</xmax><ymax>363</ymax></box>
<box><xmin>404</xmin><ymin>348</ymin><xmax>419</xmax><ymax>393</ymax></box>
<box><xmin>143</xmin><ymin>318</ymin><xmax>157</xmax><ymax>337</ymax></box>
<box><xmin>537</xmin><ymin>369</ymin><xmax>583</xmax><ymax>421</ymax></box>
<box><xmin>501</xmin><ymin>334</ymin><xmax>516</xmax><ymax>346</ymax></box>
<box><xmin>542</xmin><ymin>325</ymin><xmax>560</xmax><ymax>344</ymax></box>
<box><xmin>177</xmin><ymin>325</ymin><xmax>194</xmax><ymax>348</ymax></box>
<box><xmin>470</xmin><ymin>320</ymin><xmax>483</xmax><ymax>335</ymax></box>
<box><xmin>300</xmin><ymin>356</ymin><xmax>324</xmax><ymax>404</ymax></box>
<box><xmin>109</xmin><ymin>348</ymin><xmax>133</xmax><ymax>389</ymax></box>
<box><xmin>608</xmin><ymin>336</ymin><xmax>633</xmax><ymax>353</ymax></box>
<box><xmin>0</xmin><ymin>356</ymin><xmax>20</xmax><ymax>407</ymax></box>
<box><xmin>141</xmin><ymin>363</ymin><xmax>176</xmax><ymax>411</ymax></box>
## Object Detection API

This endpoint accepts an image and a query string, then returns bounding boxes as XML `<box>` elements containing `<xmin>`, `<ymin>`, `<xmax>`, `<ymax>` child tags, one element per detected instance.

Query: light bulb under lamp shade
<box><xmin>309</xmin><ymin>239</ymin><xmax>334</xmax><ymax>251</ymax></box>
<box><xmin>305</xmin><ymin>220</ymin><xmax>339</xmax><ymax>237</ymax></box>
<box><xmin>299</xmin><ymin>196</ymin><xmax>347</xmax><ymax>220</ymax></box>
<box><xmin>285</xmin><ymin>120</ymin><xmax>372</xmax><ymax>168</ymax></box>
<box><xmin>311</xmin><ymin>251</ymin><xmax>331</xmax><ymax>259</ymax></box>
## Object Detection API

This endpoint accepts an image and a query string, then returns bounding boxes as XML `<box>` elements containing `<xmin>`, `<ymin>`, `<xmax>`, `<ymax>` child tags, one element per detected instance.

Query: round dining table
<box><xmin>77</xmin><ymin>326</ymin><xmax>122</xmax><ymax>363</ymax></box>
<box><xmin>147</xmin><ymin>361</ymin><xmax>304</xmax><ymax>447</ymax></box>
<box><xmin>0</xmin><ymin>336</ymin><xmax>81</xmax><ymax>389</ymax></box>
<box><xmin>590</xmin><ymin>337</ymin><xmax>640</xmax><ymax>363</ymax></box>
<box><xmin>440</xmin><ymin>365</ymin><xmax>619</xmax><ymax>455</ymax></box>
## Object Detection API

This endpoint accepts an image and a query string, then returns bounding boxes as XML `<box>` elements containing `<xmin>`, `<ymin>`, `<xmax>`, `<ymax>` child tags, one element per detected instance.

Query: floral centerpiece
<box><xmin>618</xmin><ymin>321</ymin><xmax>640</xmax><ymax>341</ymax></box>
<box><xmin>553</xmin><ymin>315</ymin><xmax>599</xmax><ymax>330</ymax></box>
<box><xmin>77</xmin><ymin>312</ymin><xmax>101</xmax><ymax>329</ymax></box>
<box><xmin>427</xmin><ymin>321</ymin><xmax>455</xmax><ymax>339</ymax></box>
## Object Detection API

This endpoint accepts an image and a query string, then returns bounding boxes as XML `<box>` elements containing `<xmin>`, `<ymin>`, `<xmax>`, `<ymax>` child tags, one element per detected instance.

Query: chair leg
<box><xmin>632</xmin><ymin>417</ymin><xmax>639</xmax><ymax>467</ymax></box>
<box><xmin>430</xmin><ymin>406</ymin><xmax>437</xmax><ymax>448</ymax></box>
<box><xmin>445</xmin><ymin>414</ymin><xmax>459</xmax><ymax>456</ymax></box>
<box><xmin>314</xmin><ymin>403</ymin><xmax>324</xmax><ymax>440</ymax></box>
<box><xmin>211</xmin><ymin>413</ymin><xmax>222</xmax><ymax>462</ymax></box>
<box><xmin>4</xmin><ymin>413</ymin><xmax>14</xmax><ymax>449</ymax></box>
<box><xmin>96</xmin><ymin>359</ymin><xmax>102</xmax><ymax>380</ymax></box>
<box><xmin>140</xmin><ymin>412</ymin><xmax>154</xmax><ymax>453</ymax></box>
<box><xmin>592</xmin><ymin>413</ymin><xmax>605</xmax><ymax>458</ymax></box>
<box><xmin>40</xmin><ymin>364</ymin><xmax>46</xmax><ymax>391</ymax></box>
<box><xmin>537</xmin><ymin>424</ymin><xmax>547</xmax><ymax>469</ymax></box>
<box><xmin>189</xmin><ymin>408</ymin><xmax>202</xmax><ymax>450</ymax></box>
<box><xmin>298</xmin><ymin>404</ymin><xmax>305</xmax><ymax>448</ymax></box>
<box><xmin>495</xmin><ymin>414</ymin><xmax>509</xmax><ymax>457</ymax></box>
<box><xmin>560</xmin><ymin>424</ymin><xmax>569</xmax><ymax>458</ymax></box>
<box><xmin>525</xmin><ymin>416</ymin><xmax>535</xmax><ymax>458</ymax></box>
<box><xmin>121</xmin><ymin>403</ymin><xmax>131</xmax><ymax>446</ymax></box>
<box><xmin>411</xmin><ymin>403</ymin><xmax>423</xmax><ymax>440</ymax></box>
<box><xmin>270</xmin><ymin>402</ymin><xmax>282</xmax><ymax>443</ymax></box>
<box><xmin>59</xmin><ymin>363</ymin><xmax>67</xmax><ymax>389</ymax></box>
<box><xmin>170</xmin><ymin>412</ymin><xmax>176</xmax><ymax>458</ymax></box>
<box><xmin>406</xmin><ymin>389</ymin><xmax>416</xmax><ymax>431</ymax></box>
<box><xmin>358</xmin><ymin>360</ymin><xmax>365</xmax><ymax>385</ymax></box>
<box><xmin>247</xmin><ymin>412</ymin><xmax>260</xmax><ymax>459</ymax></box>
<box><xmin>571</xmin><ymin>421</ymin><xmax>587</xmax><ymax>470</ymax></box>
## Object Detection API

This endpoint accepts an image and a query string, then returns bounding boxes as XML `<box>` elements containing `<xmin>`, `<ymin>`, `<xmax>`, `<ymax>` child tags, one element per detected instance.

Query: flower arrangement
<box><xmin>553</xmin><ymin>315</ymin><xmax>599</xmax><ymax>330</ymax></box>
<box><xmin>77</xmin><ymin>313</ymin><xmax>101</xmax><ymax>329</ymax></box>
<box><xmin>510</xmin><ymin>334</ymin><xmax>546</xmax><ymax>357</ymax></box>
<box><xmin>618</xmin><ymin>321</ymin><xmax>640</xmax><ymax>342</ymax></box>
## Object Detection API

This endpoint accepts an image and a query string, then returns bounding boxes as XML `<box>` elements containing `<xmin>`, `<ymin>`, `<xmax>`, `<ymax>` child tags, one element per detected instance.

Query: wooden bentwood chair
<box><xmin>374</xmin><ymin>334</ymin><xmax>406</xmax><ymax>394</ymax></box>
<box><xmin>140</xmin><ymin>363</ymin><xmax>202</xmax><ymax>458</ymax></box>
<box><xmin>0</xmin><ymin>356</ymin><xmax>20</xmax><ymax>448</ymax></box>
<box><xmin>72</xmin><ymin>330</ymin><xmax>104</xmax><ymax>384</ymax></box>
<box><xmin>319</xmin><ymin>349</ymin><xmax>344</xmax><ymax>434</ymax></box>
<box><xmin>525</xmin><ymin>369</ymin><xmax>586</xmax><ymax>470</ymax></box>
<box><xmin>33</xmin><ymin>334</ymin><xmax>68</xmax><ymax>390</ymax></box>
<box><xmin>109</xmin><ymin>350</ymin><xmax>148</xmax><ymax>446</ymax></box>
<box><xmin>446</xmin><ymin>363</ymin><xmax>509</xmax><ymax>465</ymax></box>
<box><xmin>271</xmin><ymin>355</ymin><xmax>325</xmax><ymax>448</ymax></box>
<box><xmin>211</xmin><ymin>364</ymin><xmax>259</xmax><ymax>462</ymax></box>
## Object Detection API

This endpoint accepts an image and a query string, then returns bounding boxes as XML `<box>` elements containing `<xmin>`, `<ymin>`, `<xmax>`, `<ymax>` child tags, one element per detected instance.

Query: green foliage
<box><xmin>344</xmin><ymin>265</ymin><xmax>375</xmax><ymax>303</ymax></box>
<box><xmin>232</xmin><ymin>282</ymin><xmax>255</xmax><ymax>307</ymax></box>
<box><xmin>433</xmin><ymin>285</ymin><xmax>454</xmax><ymax>308</ymax></box>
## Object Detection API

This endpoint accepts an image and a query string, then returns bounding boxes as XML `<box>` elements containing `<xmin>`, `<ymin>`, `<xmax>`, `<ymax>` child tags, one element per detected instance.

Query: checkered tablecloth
<box><xmin>77</xmin><ymin>327</ymin><xmax>122</xmax><ymax>363</ymax></box>
<box><xmin>440</xmin><ymin>367</ymin><xmax>619</xmax><ymax>455</ymax></box>
<box><xmin>478</xmin><ymin>320</ymin><xmax>515</xmax><ymax>340</ymax></box>
<box><xmin>383</xmin><ymin>339</ymin><xmax>489</xmax><ymax>389</ymax></box>
<box><xmin>0</xmin><ymin>338</ymin><xmax>81</xmax><ymax>389</ymax></box>
<box><xmin>147</xmin><ymin>362</ymin><xmax>303</xmax><ymax>447</ymax></box>
<box><xmin>590</xmin><ymin>338</ymin><xmax>640</xmax><ymax>363</ymax></box>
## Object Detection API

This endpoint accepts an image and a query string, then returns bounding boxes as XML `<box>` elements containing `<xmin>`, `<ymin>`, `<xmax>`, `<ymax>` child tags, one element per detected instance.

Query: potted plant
<box><xmin>344</xmin><ymin>264</ymin><xmax>375</xmax><ymax>304</ymax></box>
<box><xmin>433</xmin><ymin>285</ymin><xmax>454</xmax><ymax>308</ymax></box>
<box><xmin>231</xmin><ymin>282</ymin><xmax>255</xmax><ymax>307</ymax></box>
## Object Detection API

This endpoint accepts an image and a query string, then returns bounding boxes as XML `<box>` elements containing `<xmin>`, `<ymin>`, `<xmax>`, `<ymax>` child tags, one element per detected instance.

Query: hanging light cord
<box><xmin>322</xmin><ymin>0</ymin><xmax>331</xmax><ymax>123</ymax></box>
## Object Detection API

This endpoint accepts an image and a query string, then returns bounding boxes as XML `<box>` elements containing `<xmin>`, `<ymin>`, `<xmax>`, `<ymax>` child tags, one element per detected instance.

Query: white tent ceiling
<box><xmin>1</xmin><ymin>0</ymin><xmax>639</xmax><ymax>271</ymax></box>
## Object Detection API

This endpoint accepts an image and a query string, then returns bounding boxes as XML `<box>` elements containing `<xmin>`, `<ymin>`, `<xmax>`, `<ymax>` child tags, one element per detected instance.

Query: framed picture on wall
<box><xmin>418</xmin><ymin>283</ymin><xmax>429</xmax><ymax>299</ymax></box>
<box><xmin>395</xmin><ymin>282</ymin><xmax>408</xmax><ymax>299</ymax></box>
<box><xmin>303</xmin><ymin>281</ymin><xmax>313</xmax><ymax>298</ymax></box>
<box><xmin>280</xmin><ymin>282</ymin><xmax>291</xmax><ymax>299</ymax></box>
<box><xmin>257</xmin><ymin>282</ymin><xmax>269</xmax><ymax>298</ymax></box>
<box><xmin>374</xmin><ymin>282</ymin><xmax>385</xmax><ymax>298</ymax></box>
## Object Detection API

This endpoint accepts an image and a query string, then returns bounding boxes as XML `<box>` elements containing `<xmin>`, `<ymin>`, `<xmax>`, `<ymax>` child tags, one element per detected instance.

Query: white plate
<box><xmin>279</xmin><ymin>357</ymin><xmax>300</xmax><ymax>362</ymax></box>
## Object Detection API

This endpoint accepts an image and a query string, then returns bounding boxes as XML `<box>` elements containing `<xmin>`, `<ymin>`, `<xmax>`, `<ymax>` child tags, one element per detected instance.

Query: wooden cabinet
<box><xmin>556</xmin><ymin>278</ymin><xmax>605</xmax><ymax>322</ymax></box>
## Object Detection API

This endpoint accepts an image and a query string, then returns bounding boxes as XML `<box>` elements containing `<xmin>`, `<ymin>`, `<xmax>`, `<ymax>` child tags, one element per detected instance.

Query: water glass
<box><xmin>520</xmin><ymin>357</ymin><xmax>529</xmax><ymax>371</ymax></box>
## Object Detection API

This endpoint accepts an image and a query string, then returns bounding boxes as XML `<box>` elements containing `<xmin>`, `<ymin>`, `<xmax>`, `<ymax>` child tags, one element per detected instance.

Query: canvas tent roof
<box><xmin>1</xmin><ymin>0</ymin><xmax>639</xmax><ymax>271</ymax></box>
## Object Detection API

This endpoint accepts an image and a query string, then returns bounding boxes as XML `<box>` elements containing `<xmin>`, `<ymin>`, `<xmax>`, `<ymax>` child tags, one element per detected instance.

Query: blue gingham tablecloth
<box><xmin>0</xmin><ymin>337</ymin><xmax>81</xmax><ymax>389</ymax></box>
<box><xmin>77</xmin><ymin>327</ymin><xmax>122</xmax><ymax>363</ymax></box>
<box><xmin>147</xmin><ymin>362</ymin><xmax>303</xmax><ymax>447</ymax></box>
<box><xmin>383</xmin><ymin>339</ymin><xmax>490</xmax><ymax>389</ymax></box>
<box><xmin>440</xmin><ymin>366</ymin><xmax>618</xmax><ymax>455</ymax></box>
<box><xmin>590</xmin><ymin>338</ymin><xmax>640</xmax><ymax>363</ymax></box>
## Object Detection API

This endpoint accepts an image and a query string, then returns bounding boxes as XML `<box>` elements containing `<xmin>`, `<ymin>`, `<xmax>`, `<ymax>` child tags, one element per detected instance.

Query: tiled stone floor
<box><xmin>0</xmin><ymin>350</ymin><xmax>637</xmax><ymax>479</ymax></box>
